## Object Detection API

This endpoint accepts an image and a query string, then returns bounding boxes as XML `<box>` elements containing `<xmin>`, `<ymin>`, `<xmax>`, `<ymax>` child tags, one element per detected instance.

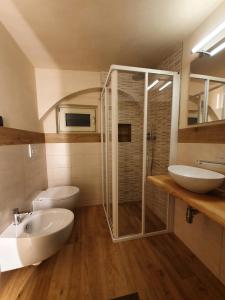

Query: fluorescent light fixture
<box><xmin>209</xmin><ymin>41</ymin><xmax>225</xmax><ymax>56</ymax></box>
<box><xmin>192</xmin><ymin>20</ymin><xmax>225</xmax><ymax>53</ymax></box>
<box><xmin>147</xmin><ymin>79</ymin><xmax>159</xmax><ymax>91</ymax></box>
<box><xmin>159</xmin><ymin>81</ymin><xmax>172</xmax><ymax>91</ymax></box>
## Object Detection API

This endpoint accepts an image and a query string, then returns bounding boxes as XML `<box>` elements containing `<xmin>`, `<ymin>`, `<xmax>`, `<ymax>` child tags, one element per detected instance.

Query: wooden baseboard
<box><xmin>178</xmin><ymin>123</ymin><xmax>225</xmax><ymax>143</ymax></box>
<box><xmin>0</xmin><ymin>127</ymin><xmax>45</xmax><ymax>146</ymax></box>
<box><xmin>45</xmin><ymin>133</ymin><xmax>101</xmax><ymax>143</ymax></box>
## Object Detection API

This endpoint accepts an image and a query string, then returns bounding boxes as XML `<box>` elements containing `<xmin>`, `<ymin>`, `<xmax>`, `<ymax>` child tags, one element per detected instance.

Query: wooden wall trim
<box><xmin>45</xmin><ymin>133</ymin><xmax>101</xmax><ymax>143</ymax></box>
<box><xmin>3</xmin><ymin>124</ymin><xmax>224</xmax><ymax>145</ymax></box>
<box><xmin>0</xmin><ymin>127</ymin><xmax>45</xmax><ymax>146</ymax></box>
<box><xmin>178</xmin><ymin>123</ymin><xmax>225</xmax><ymax>143</ymax></box>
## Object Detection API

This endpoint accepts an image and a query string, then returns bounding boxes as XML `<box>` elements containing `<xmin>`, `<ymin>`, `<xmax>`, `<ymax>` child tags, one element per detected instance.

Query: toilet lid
<box><xmin>38</xmin><ymin>186</ymin><xmax>79</xmax><ymax>201</ymax></box>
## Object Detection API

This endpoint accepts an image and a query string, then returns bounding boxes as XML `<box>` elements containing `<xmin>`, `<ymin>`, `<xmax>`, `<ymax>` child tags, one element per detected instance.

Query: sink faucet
<box><xmin>12</xmin><ymin>208</ymin><xmax>31</xmax><ymax>225</ymax></box>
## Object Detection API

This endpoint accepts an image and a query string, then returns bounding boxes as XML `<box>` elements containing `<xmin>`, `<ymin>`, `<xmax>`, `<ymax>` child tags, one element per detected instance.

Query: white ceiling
<box><xmin>0</xmin><ymin>0</ymin><xmax>223</xmax><ymax>71</ymax></box>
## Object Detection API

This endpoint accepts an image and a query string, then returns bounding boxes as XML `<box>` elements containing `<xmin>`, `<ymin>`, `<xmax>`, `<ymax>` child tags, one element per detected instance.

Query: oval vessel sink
<box><xmin>0</xmin><ymin>208</ymin><xmax>74</xmax><ymax>272</ymax></box>
<box><xmin>168</xmin><ymin>165</ymin><xmax>225</xmax><ymax>193</ymax></box>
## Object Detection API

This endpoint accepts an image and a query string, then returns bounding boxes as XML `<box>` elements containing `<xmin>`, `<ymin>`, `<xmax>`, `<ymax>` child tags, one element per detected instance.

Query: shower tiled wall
<box><xmin>118</xmin><ymin>72</ymin><xmax>145</xmax><ymax>204</ymax></box>
<box><xmin>118</xmin><ymin>95</ymin><xmax>143</xmax><ymax>203</ymax></box>
<box><xmin>145</xmin><ymin>45</ymin><xmax>183</xmax><ymax>223</ymax></box>
<box><xmin>101</xmin><ymin>71</ymin><xmax>145</xmax><ymax>204</ymax></box>
<box><xmin>146</xmin><ymin>86</ymin><xmax>174</xmax><ymax>223</ymax></box>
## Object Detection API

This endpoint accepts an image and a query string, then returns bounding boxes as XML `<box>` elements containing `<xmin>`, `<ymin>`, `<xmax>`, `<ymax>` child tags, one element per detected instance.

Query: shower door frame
<box><xmin>101</xmin><ymin>65</ymin><xmax>180</xmax><ymax>242</ymax></box>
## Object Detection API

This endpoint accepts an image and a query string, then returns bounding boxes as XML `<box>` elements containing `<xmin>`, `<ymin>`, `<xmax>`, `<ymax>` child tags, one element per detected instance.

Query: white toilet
<box><xmin>32</xmin><ymin>186</ymin><xmax>80</xmax><ymax>211</ymax></box>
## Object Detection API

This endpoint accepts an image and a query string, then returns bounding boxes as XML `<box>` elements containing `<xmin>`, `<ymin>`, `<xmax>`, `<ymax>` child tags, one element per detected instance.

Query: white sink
<box><xmin>0</xmin><ymin>208</ymin><xmax>74</xmax><ymax>272</ymax></box>
<box><xmin>168</xmin><ymin>165</ymin><xmax>225</xmax><ymax>193</ymax></box>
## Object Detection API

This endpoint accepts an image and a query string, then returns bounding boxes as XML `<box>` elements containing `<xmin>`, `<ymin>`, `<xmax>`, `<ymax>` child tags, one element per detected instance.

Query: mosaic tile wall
<box><xmin>101</xmin><ymin>71</ymin><xmax>145</xmax><ymax>204</ymax></box>
<box><xmin>117</xmin><ymin>72</ymin><xmax>145</xmax><ymax>203</ymax></box>
<box><xmin>145</xmin><ymin>44</ymin><xmax>183</xmax><ymax>224</ymax></box>
<box><xmin>118</xmin><ymin>93</ymin><xmax>143</xmax><ymax>203</ymax></box>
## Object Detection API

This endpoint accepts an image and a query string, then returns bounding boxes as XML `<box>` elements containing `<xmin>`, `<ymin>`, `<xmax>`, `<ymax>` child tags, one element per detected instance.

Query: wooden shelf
<box><xmin>147</xmin><ymin>175</ymin><xmax>225</xmax><ymax>227</ymax></box>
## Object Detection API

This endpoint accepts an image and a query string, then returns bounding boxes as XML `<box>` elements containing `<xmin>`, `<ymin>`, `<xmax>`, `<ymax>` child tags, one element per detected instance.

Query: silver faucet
<box><xmin>12</xmin><ymin>208</ymin><xmax>31</xmax><ymax>225</ymax></box>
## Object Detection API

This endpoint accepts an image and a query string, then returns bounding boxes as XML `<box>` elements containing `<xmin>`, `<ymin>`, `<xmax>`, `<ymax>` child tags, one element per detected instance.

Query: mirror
<box><xmin>188</xmin><ymin>50</ymin><xmax>225</xmax><ymax>125</ymax></box>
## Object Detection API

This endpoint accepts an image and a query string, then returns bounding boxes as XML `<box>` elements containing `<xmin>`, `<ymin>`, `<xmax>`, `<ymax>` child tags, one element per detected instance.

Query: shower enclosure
<box><xmin>101</xmin><ymin>65</ymin><xmax>180</xmax><ymax>241</ymax></box>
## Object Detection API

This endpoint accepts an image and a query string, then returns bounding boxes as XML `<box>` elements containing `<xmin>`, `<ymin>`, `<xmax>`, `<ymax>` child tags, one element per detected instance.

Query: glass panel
<box><xmin>102</xmin><ymin>92</ymin><xmax>107</xmax><ymax>213</ymax></box>
<box><xmin>145</xmin><ymin>74</ymin><xmax>172</xmax><ymax>233</ymax></box>
<box><xmin>188</xmin><ymin>78</ymin><xmax>205</xmax><ymax>125</ymax></box>
<box><xmin>106</xmin><ymin>83</ymin><xmax>113</xmax><ymax>227</ymax></box>
<box><xmin>117</xmin><ymin>71</ymin><xmax>144</xmax><ymax>237</ymax></box>
<box><xmin>207</xmin><ymin>81</ymin><xmax>225</xmax><ymax>122</ymax></box>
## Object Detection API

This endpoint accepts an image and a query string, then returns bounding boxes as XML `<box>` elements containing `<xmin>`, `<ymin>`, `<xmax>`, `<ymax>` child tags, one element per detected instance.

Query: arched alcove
<box><xmin>42</xmin><ymin>87</ymin><xmax>102</xmax><ymax>133</ymax></box>
<box><xmin>41</xmin><ymin>87</ymin><xmax>137</xmax><ymax>134</ymax></box>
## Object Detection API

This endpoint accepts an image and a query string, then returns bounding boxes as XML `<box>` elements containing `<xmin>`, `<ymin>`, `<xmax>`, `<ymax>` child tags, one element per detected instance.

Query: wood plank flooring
<box><xmin>118</xmin><ymin>202</ymin><xmax>165</xmax><ymax>236</ymax></box>
<box><xmin>1</xmin><ymin>205</ymin><xmax>225</xmax><ymax>300</ymax></box>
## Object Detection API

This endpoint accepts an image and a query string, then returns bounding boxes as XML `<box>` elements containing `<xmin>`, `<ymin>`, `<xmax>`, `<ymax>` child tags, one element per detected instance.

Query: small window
<box><xmin>57</xmin><ymin>105</ymin><xmax>96</xmax><ymax>132</ymax></box>
<box><xmin>65</xmin><ymin>113</ymin><xmax>91</xmax><ymax>127</ymax></box>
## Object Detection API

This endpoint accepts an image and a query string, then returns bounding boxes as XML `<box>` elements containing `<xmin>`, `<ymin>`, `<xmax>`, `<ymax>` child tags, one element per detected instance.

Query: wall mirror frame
<box><xmin>187</xmin><ymin>47</ymin><xmax>225</xmax><ymax>127</ymax></box>
<box><xmin>188</xmin><ymin>73</ymin><xmax>225</xmax><ymax>126</ymax></box>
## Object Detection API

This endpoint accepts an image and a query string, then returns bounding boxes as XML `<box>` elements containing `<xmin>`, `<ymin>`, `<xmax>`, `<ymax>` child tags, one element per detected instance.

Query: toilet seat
<box><xmin>33</xmin><ymin>186</ymin><xmax>80</xmax><ymax>211</ymax></box>
<box><xmin>37</xmin><ymin>186</ymin><xmax>79</xmax><ymax>201</ymax></box>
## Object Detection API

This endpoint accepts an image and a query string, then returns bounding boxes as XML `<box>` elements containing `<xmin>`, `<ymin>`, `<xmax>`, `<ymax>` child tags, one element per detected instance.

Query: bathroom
<box><xmin>1</xmin><ymin>0</ymin><xmax>225</xmax><ymax>299</ymax></box>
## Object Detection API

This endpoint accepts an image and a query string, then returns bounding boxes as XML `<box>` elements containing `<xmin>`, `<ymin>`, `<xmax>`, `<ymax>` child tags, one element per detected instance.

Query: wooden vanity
<box><xmin>147</xmin><ymin>175</ymin><xmax>225</xmax><ymax>227</ymax></box>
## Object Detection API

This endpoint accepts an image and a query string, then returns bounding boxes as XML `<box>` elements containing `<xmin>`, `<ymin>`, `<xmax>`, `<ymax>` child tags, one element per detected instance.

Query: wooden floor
<box><xmin>118</xmin><ymin>202</ymin><xmax>166</xmax><ymax>236</ymax></box>
<box><xmin>1</xmin><ymin>205</ymin><xmax>225</xmax><ymax>300</ymax></box>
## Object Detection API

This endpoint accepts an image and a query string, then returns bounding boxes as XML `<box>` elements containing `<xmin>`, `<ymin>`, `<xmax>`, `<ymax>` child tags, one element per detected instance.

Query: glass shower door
<box><xmin>144</xmin><ymin>74</ymin><xmax>173</xmax><ymax>233</ymax></box>
<box><xmin>102</xmin><ymin>83</ymin><xmax>113</xmax><ymax>230</ymax></box>
<box><xmin>106</xmin><ymin>83</ymin><xmax>113</xmax><ymax>227</ymax></box>
<box><xmin>102</xmin><ymin>90</ymin><xmax>107</xmax><ymax>214</ymax></box>
<box><xmin>117</xmin><ymin>70</ymin><xmax>145</xmax><ymax>237</ymax></box>
<box><xmin>101</xmin><ymin>65</ymin><xmax>180</xmax><ymax>240</ymax></box>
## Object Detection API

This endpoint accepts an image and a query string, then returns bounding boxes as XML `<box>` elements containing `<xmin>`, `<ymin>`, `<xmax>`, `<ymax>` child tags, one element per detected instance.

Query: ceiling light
<box><xmin>159</xmin><ymin>81</ymin><xmax>172</xmax><ymax>91</ymax></box>
<box><xmin>209</xmin><ymin>41</ymin><xmax>225</xmax><ymax>56</ymax></box>
<box><xmin>147</xmin><ymin>80</ymin><xmax>159</xmax><ymax>91</ymax></box>
<box><xmin>192</xmin><ymin>20</ymin><xmax>225</xmax><ymax>54</ymax></box>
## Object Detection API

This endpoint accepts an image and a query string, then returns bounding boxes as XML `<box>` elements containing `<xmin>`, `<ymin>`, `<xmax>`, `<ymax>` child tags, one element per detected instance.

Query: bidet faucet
<box><xmin>12</xmin><ymin>208</ymin><xmax>31</xmax><ymax>225</ymax></box>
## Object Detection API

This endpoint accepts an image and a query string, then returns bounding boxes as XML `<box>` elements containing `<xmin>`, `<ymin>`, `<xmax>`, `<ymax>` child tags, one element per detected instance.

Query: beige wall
<box><xmin>175</xmin><ymin>143</ymin><xmax>225</xmax><ymax>283</ymax></box>
<box><xmin>45</xmin><ymin>143</ymin><xmax>101</xmax><ymax>206</ymax></box>
<box><xmin>0</xmin><ymin>144</ymin><xmax>47</xmax><ymax>232</ymax></box>
<box><xmin>0</xmin><ymin>23</ymin><xmax>47</xmax><ymax>231</ymax></box>
<box><xmin>0</xmin><ymin>23</ymin><xmax>41</xmax><ymax>132</ymax></box>
<box><xmin>38</xmin><ymin>69</ymin><xmax>102</xmax><ymax>207</ymax></box>
<box><xmin>35</xmin><ymin>68</ymin><xmax>101</xmax><ymax>119</ymax></box>
<box><xmin>180</xmin><ymin>1</ymin><xmax>225</xmax><ymax>128</ymax></box>
<box><xmin>43</xmin><ymin>92</ymin><xmax>102</xmax><ymax>207</ymax></box>
<box><xmin>176</xmin><ymin>2</ymin><xmax>225</xmax><ymax>284</ymax></box>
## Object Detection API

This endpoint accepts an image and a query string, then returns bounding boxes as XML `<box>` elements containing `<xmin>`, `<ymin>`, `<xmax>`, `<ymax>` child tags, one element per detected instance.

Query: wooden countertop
<box><xmin>147</xmin><ymin>175</ymin><xmax>225</xmax><ymax>227</ymax></box>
